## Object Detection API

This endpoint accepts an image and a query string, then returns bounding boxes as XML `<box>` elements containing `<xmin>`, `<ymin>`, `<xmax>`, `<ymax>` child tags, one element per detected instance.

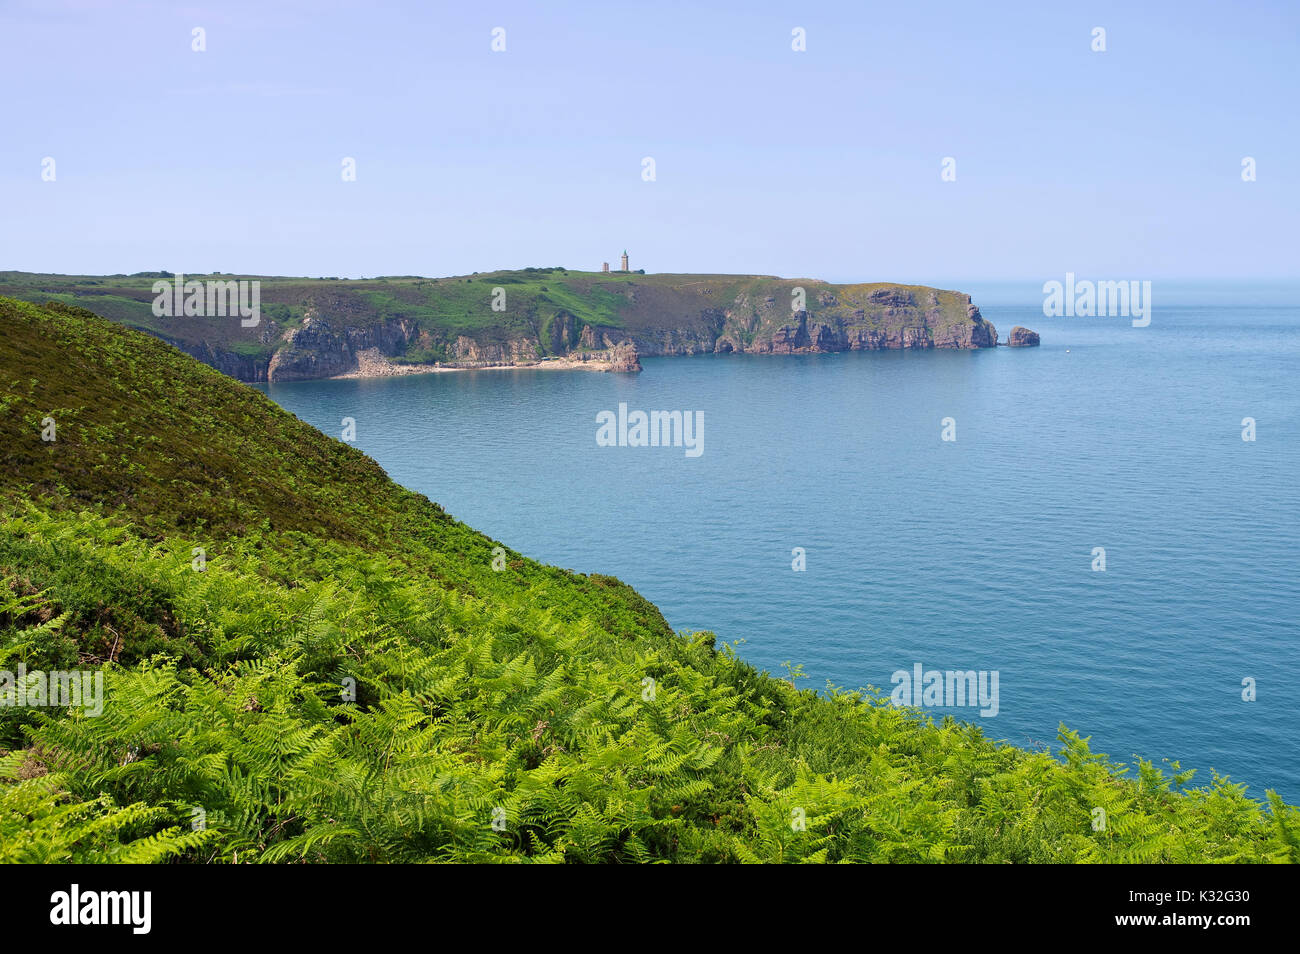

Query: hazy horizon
<box><xmin>2</xmin><ymin>0</ymin><xmax>1296</xmax><ymax>282</ymax></box>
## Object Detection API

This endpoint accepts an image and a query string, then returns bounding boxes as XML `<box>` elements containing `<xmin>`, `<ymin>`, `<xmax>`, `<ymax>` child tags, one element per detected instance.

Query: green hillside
<box><xmin>0</xmin><ymin>296</ymin><xmax>1293</xmax><ymax>863</ymax></box>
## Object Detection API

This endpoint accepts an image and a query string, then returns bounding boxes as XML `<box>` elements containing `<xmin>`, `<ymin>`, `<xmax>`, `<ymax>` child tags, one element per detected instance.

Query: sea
<box><xmin>257</xmin><ymin>281</ymin><xmax>1300</xmax><ymax>800</ymax></box>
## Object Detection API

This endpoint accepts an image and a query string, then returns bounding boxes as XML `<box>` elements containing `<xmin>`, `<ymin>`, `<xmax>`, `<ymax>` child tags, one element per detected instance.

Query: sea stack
<box><xmin>608</xmin><ymin>342</ymin><xmax>642</xmax><ymax>372</ymax></box>
<box><xmin>1006</xmin><ymin>326</ymin><xmax>1041</xmax><ymax>347</ymax></box>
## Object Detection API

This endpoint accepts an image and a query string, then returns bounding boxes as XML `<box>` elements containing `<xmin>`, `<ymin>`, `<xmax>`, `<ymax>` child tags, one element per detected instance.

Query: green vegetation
<box><xmin>0</xmin><ymin>269</ymin><xmax>638</xmax><ymax>358</ymax></box>
<box><xmin>0</xmin><ymin>269</ymin><xmax>991</xmax><ymax>381</ymax></box>
<box><xmin>1</xmin><ymin>296</ymin><xmax>1295</xmax><ymax>863</ymax></box>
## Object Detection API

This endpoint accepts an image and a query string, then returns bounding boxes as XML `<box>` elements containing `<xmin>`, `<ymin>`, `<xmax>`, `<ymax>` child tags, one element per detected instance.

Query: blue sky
<box><xmin>1</xmin><ymin>0</ymin><xmax>1296</xmax><ymax>283</ymax></box>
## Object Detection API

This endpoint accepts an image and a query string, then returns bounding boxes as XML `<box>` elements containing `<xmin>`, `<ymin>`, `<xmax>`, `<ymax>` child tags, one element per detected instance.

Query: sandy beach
<box><xmin>329</xmin><ymin>347</ymin><xmax>629</xmax><ymax>379</ymax></box>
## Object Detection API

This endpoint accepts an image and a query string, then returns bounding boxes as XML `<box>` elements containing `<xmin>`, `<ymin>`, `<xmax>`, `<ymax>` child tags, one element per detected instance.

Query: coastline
<box><xmin>328</xmin><ymin>346</ymin><xmax>631</xmax><ymax>379</ymax></box>
<box><xmin>327</xmin><ymin>327</ymin><xmax>1042</xmax><ymax>380</ymax></box>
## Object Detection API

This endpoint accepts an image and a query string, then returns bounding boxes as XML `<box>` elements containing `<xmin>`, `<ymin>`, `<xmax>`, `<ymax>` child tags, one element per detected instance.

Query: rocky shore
<box><xmin>330</xmin><ymin>342</ymin><xmax>642</xmax><ymax>379</ymax></box>
<box><xmin>0</xmin><ymin>271</ymin><xmax>1038</xmax><ymax>383</ymax></box>
<box><xmin>254</xmin><ymin>284</ymin><xmax>1017</xmax><ymax>382</ymax></box>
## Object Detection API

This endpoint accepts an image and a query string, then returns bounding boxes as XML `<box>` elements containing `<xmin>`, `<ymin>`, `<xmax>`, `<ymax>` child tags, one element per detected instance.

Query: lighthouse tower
<box><xmin>620</xmin><ymin>250</ymin><xmax>629</xmax><ymax>272</ymax></box>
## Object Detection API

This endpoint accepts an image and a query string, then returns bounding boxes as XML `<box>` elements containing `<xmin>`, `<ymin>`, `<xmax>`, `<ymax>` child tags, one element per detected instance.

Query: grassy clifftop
<box><xmin>0</xmin><ymin>297</ymin><xmax>1292</xmax><ymax>863</ymax></box>
<box><xmin>0</xmin><ymin>269</ymin><xmax>999</xmax><ymax>381</ymax></box>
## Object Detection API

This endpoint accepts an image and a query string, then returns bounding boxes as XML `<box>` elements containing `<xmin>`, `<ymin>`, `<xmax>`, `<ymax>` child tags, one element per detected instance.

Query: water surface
<box><xmin>260</xmin><ymin>298</ymin><xmax>1300</xmax><ymax>799</ymax></box>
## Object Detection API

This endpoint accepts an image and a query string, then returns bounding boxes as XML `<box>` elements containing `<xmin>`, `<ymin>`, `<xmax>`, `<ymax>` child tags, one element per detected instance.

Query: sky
<box><xmin>1</xmin><ymin>0</ymin><xmax>1297</xmax><ymax>284</ymax></box>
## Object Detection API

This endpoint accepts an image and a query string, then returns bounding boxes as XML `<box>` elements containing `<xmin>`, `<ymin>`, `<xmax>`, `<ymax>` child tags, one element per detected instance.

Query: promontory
<box><xmin>0</xmin><ymin>268</ymin><xmax>1027</xmax><ymax>382</ymax></box>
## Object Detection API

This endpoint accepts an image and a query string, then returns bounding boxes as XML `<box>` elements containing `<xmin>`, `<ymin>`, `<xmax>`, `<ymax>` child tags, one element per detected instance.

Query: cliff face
<box><xmin>266</xmin><ymin>309</ymin><xmax>419</xmax><ymax>382</ymax></box>
<box><xmin>730</xmin><ymin>299</ymin><xmax>997</xmax><ymax>354</ymax></box>
<box><xmin>0</xmin><ymin>271</ymin><xmax>1006</xmax><ymax>383</ymax></box>
<box><xmin>442</xmin><ymin>334</ymin><xmax>543</xmax><ymax>367</ymax></box>
<box><xmin>574</xmin><ymin>281</ymin><xmax>998</xmax><ymax>361</ymax></box>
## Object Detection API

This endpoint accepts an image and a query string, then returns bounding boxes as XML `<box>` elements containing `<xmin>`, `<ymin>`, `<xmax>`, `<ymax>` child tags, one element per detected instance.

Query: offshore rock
<box><xmin>1006</xmin><ymin>326</ymin><xmax>1041</xmax><ymax>347</ymax></box>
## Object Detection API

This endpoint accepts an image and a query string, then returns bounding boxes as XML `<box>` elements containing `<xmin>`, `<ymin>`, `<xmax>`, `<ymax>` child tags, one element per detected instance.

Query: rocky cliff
<box><xmin>0</xmin><ymin>270</ymin><xmax>1027</xmax><ymax>383</ymax></box>
<box><xmin>266</xmin><ymin>308</ymin><xmax>419</xmax><ymax>382</ymax></box>
<box><xmin>1006</xmin><ymin>326</ymin><xmax>1041</xmax><ymax>347</ymax></box>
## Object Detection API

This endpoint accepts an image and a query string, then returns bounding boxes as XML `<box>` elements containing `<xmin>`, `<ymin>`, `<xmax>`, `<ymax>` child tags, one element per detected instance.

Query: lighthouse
<box><xmin>620</xmin><ymin>250</ymin><xmax>629</xmax><ymax>272</ymax></box>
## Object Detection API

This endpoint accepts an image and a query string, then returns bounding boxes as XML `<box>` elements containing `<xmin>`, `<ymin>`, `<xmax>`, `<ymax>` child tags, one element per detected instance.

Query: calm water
<box><xmin>259</xmin><ymin>297</ymin><xmax>1300</xmax><ymax>800</ymax></box>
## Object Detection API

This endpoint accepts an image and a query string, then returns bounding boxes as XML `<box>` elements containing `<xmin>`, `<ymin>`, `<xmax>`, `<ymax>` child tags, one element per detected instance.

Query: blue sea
<box><xmin>258</xmin><ymin>284</ymin><xmax>1300</xmax><ymax>800</ymax></box>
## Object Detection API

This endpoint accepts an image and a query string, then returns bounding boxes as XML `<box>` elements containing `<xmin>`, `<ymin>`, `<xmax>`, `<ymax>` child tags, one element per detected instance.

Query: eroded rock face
<box><xmin>1006</xmin><ymin>326</ymin><xmax>1041</xmax><ymax>347</ymax></box>
<box><xmin>607</xmin><ymin>342</ymin><xmax>642</xmax><ymax>373</ymax></box>
<box><xmin>125</xmin><ymin>280</ymin><xmax>1002</xmax><ymax>382</ymax></box>
<box><xmin>733</xmin><ymin>302</ymin><xmax>997</xmax><ymax>354</ymax></box>
<box><xmin>444</xmin><ymin>335</ymin><xmax>539</xmax><ymax>366</ymax></box>
<box><xmin>933</xmin><ymin>305</ymin><xmax>998</xmax><ymax>348</ymax></box>
<box><xmin>267</xmin><ymin>311</ymin><xmax>418</xmax><ymax>382</ymax></box>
